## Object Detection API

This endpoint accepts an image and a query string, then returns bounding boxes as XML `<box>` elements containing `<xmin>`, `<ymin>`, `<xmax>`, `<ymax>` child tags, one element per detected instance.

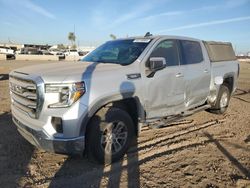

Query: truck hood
<box><xmin>11</xmin><ymin>61</ymin><xmax>126</xmax><ymax>83</ymax></box>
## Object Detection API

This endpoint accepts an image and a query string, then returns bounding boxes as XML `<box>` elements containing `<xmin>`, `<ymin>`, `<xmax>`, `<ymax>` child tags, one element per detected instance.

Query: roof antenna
<box><xmin>144</xmin><ymin>32</ymin><xmax>152</xmax><ymax>37</ymax></box>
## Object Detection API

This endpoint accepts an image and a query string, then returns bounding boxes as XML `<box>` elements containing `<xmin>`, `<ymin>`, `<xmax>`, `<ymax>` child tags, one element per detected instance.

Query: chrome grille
<box><xmin>9</xmin><ymin>75</ymin><xmax>43</xmax><ymax>119</ymax></box>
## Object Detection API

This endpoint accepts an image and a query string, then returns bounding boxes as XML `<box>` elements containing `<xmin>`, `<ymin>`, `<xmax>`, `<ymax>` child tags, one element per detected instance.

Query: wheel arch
<box><xmin>223</xmin><ymin>72</ymin><xmax>235</xmax><ymax>94</ymax></box>
<box><xmin>79</xmin><ymin>94</ymin><xmax>144</xmax><ymax>136</ymax></box>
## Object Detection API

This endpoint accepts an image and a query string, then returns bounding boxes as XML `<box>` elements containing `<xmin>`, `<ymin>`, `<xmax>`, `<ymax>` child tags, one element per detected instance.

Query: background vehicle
<box><xmin>39</xmin><ymin>50</ymin><xmax>54</xmax><ymax>55</ymax></box>
<box><xmin>0</xmin><ymin>46</ymin><xmax>15</xmax><ymax>59</ymax></box>
<box><xmin>15</xmin><ymin>49</ymin><xmax>21</xmax><ymax>55</ymax></box>
<box><xmin>47</xmin><ymin>49</ymin><xmax>65</xmax><ymax>59</ymax></box>
<box><xmin>64</xmin><ymin>49</ymin><xmax>79</xmax><ymax>56</ymax></box>
<box><xmin>9</xmin><ymin>35</ymin><xmax>239</xmax><ymax>164</ymax></box>
<box><xmin>78</xmin><ymin>50</ymin><xmax>89</xmax><ymax>56</ymax></box>
<box><xmin>55</xmin><ymin>52</ymin><xmax>65</xmax><ymax>60</ymax></box>
<box><xmin>48</xmin><ymin>49</ymin><xmax>61</xmax><ymax>55</ymax></box>
<box><xmin>19</xmin><ymin>47</ymin><xmax>40</xmax><ymax>55</ymax></box>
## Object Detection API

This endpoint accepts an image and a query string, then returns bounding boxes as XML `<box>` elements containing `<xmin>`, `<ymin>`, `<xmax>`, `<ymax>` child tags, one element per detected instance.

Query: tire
<box><xmin>209</xmin><ymin>85</ymin><xmax>230</xmax><ymax>114</ymax></box>
<box><xmin>86</xmin><ymin>107</ymin><xmax>135</xmax><ymax>164</ymax></box>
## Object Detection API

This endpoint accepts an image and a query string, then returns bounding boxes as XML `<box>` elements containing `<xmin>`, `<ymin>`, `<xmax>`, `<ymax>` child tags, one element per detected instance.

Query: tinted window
<box><xmin>180</xmin><ymin>40</ymin><xmax>203</xmax><ymax>65</ymax></box>
<box><xmin>150</xmin><ymin>40</ymin><xmax>179</xmax><ymax>66</ymax></box>
<box><xmin>82</xmin><ymin>39</ymin><xmax>151</xmax><ymax>65</ymax></box>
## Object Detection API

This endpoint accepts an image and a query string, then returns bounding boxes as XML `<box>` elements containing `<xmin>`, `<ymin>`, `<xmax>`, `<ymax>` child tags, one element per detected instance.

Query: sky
<box><xmin>0</xmin><ymin>0</ymin><xmax>250</xmax><ymax>53</ymax></box>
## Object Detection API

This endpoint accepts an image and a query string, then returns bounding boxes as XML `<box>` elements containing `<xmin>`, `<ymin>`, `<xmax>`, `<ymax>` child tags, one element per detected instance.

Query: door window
<box><xmin>150</xmin><ymin>40</ymin><xmax>179</xmax><ymax>66</ymax></box>
<box><xmin>180</xmin><ymin>40</ymin><xmax>203</xmax><ymax>65</ymax></box>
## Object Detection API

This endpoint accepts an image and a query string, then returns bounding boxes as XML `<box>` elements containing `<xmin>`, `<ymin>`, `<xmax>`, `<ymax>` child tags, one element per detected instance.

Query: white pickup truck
<box><xmin>9</xmin><ymin>35</ymin><xmax>239</xmax><ymax>163</ymax></box>
<box><xmin>0</xmin><ymin>46</ymin><xmax>15</xmax><ymax>59</ymax></box>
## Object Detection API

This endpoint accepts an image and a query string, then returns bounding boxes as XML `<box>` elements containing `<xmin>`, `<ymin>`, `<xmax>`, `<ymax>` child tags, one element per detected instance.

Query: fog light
<box><xmin>51</xmin><ymin>117</ymin><xmax>63</xmax><ymax>133</ymax></box>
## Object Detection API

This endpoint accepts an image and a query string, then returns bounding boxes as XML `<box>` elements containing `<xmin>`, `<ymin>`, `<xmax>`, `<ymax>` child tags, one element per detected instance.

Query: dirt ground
<box><xmin>0</xmin><ymin>60</ymin><xmax>249</xmax><ymax>188</ymax></box>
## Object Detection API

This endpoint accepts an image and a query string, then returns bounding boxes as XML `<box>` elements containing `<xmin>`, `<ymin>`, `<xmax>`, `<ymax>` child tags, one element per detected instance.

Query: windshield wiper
<box><xmin>82</xmin><ymin>59</ymin><xmax>122</xmax><ymax>65</ymax></box>
<box><xmin>95</xmin><ymin>60</ymin><xmax>120</xmax><ymax>64</ymax></box>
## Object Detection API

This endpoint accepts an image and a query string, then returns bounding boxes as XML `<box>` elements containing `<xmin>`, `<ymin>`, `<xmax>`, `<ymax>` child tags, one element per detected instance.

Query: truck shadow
<box><xmin>0</xmin><ymin>112</ymin><xmax>34</xmax><ymax>187</ymax></box>
<box><xmin>204</xmin><ymin>132</ymin><xmax>250</xmax><ymax>179</ymax></box>
<box><xmin>48</xmin><ymin>141</ymin><xmax>140</xmax><ymax>187</ymax></box>
<box><xmin>232</xmin><ymin>89</ymin><xmax>250</xmax><ymax>103</ymax></box>
<box><xmin>234</xmin><ymin>89</ymin><xmax>250</xmax><ymax>96</ymax></box>
<box><xmin>49</xmin><ymin>75</ymin><xmax>140</xmax><ymax>187</ymax></box>
<box><xmin>47</xmin><ymin>124</ymin><xmax>217</xmax><ymax>187</ymax></box>
<box><xmin>46</xmin><ymin>114</ymin><xmax>234</xmax><ymax>187</ymax></box>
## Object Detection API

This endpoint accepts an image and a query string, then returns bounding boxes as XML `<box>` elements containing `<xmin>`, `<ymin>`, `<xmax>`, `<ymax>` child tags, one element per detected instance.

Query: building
<box><xmin>23</xmin><ymin>44</ymin><xmax>52</xmax><ymax>50</ymax></box>
<box><xmin>0</xmin><ymin>43</ymin><xmax>52</xmax><ymax>51</ymax></box>
<box><xmin>0</xmin><ymin>42</ymin><xmax>95</xmax><ymax>54</ymax></box>
<box><xmin>0</xmin><ymin>43</ymin><xmax>23</xmax><ymax>51</ymax></box>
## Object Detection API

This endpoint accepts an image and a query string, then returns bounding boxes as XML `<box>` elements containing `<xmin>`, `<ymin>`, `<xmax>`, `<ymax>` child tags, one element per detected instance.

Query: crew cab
<box><xmin>9</xmin><ymin>35</ymin><xmax>239</xmax><ymax>163</ymax></box>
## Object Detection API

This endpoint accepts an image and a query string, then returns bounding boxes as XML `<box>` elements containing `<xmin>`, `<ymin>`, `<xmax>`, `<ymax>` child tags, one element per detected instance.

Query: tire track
<box><xmin>48</xmin><ymin>119</ymin><xmax>226</xmax><ymax>184</ymax></box>
<box><xmin>100</xmin><ymin>120</ymin><xmax>223</xmax><ymax>176</ymax></box>
<box><xmin>233</xmin><ymin>97</ymin><xmax>250</xmax><ymax>103</ymax></box>
<box><xmin>234</xmin><ymin>89</ymin><xmax>250</xmax><ymax>96</ymax></box>
<box><xmin>98</xmin><ymin>136</ymin><xmax>213</xmax><ymax>179</ymax></box>
<box><xmin>130</xmin><ymin>119</ymin><xmax>226</xmax><ymax>155</ymax></box>
<box><xmin>50</xmin><ymin>137</ymin><xmax>213</xmax><ymax>186</ymax></box>
<box><xmin>139</xmin><ymin>118</ymin><xmax>223</xmax><ymax>146</ymax></box>
<box><xmin>139</xmin><ymin>120</ymin><xmax>195</xmax><ymax>144</ymax></box>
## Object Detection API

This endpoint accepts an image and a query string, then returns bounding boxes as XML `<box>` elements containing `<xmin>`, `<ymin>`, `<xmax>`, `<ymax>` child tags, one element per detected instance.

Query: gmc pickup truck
<box><xmin>9</xmin><ymin>35</ymin><xmax>239</xmax><ymax>163</ymax></box>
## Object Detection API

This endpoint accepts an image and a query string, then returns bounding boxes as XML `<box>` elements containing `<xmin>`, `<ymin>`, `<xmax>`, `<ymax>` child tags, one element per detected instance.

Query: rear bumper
<box><xmin>12</xmin><ymin>116</ymin><xmax>85</xmax><ymax>155</ymax></box>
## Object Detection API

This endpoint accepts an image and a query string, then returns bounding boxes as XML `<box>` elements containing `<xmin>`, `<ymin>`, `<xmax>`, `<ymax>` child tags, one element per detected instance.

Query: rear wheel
<box><xmin>209</xmin><ymin>85</ymin><xmax>230</xmax><ymax>114</ymax></box>
<box><xmin>86</xmin><ymin>107</ymin><xmax>135</xmax><ymax>164</ymax></box>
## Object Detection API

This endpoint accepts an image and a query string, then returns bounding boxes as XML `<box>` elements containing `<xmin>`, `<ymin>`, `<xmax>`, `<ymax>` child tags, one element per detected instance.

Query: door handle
<box><xmin>176</xmin><ymin>73</ymin><xmax>184</xmax><ymax>78</ymax></box>
<box><xmin>204</xmin><ymin>69</ymin><xmax>209</xmax><ymax>73</ymax></box>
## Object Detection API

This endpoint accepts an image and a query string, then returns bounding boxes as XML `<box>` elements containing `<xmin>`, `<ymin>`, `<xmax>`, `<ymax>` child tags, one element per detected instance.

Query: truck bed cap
<box><xmin>203</xmin><ymin>41</ymin><xmax>237</xmax><ymax>62</ymax></box>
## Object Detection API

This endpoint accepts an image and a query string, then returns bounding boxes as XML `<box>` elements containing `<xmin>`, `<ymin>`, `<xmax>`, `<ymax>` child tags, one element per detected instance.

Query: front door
<box><xmin>144</xmin><ymin>39</ymin><xmax>185</xmax><ymax>119</ymax></box>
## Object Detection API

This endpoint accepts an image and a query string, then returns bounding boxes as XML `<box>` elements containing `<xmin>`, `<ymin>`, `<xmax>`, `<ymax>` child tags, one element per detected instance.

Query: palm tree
<box><xmin>68</xmin><ymin>32</ymin><xmax>76</xmax><ymax>48</ymax></box>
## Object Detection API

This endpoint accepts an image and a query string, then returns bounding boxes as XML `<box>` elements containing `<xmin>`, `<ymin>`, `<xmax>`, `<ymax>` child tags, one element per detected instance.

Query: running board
<box><xmin>144</xmin><ymin>104</ymin><xmax>211</xmax><ymax>129</ymax></box>
<box><xmin>148</xmin><ymin>115</ymin><xmax>184</xmax><ymax>129</ymax></box>
<box><xmin>181</xmin><ymin>104</ymin><xmax>211</xmax><ymax>116</ymax></box>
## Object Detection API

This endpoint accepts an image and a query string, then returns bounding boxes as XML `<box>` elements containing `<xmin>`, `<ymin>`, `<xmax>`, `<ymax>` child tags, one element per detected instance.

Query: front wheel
<box><xmin>86</xmin><ymin>107</ymin><xmax>135</xmax><ymax>164</ymax></box>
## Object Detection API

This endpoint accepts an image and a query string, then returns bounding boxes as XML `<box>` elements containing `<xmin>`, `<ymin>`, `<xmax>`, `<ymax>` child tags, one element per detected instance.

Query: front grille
<box><xmin>9</xmin><ymin>75</ymin><xmax>43</xmax><ymax>118</ymax></box>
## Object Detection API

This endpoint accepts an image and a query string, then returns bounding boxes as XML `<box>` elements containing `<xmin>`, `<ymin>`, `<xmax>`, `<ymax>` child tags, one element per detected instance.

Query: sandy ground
<box><xmin>0</xmin><ymin>60</ymin><xmax>249</xmax><ymax>188</ymax></box>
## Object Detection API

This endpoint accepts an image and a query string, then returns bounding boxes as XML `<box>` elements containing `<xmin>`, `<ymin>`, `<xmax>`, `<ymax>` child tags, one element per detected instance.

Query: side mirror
<box><xmin>149</xmin><ymin>57</ymin><xmax>166</xmax><ymax>72</ymax></box>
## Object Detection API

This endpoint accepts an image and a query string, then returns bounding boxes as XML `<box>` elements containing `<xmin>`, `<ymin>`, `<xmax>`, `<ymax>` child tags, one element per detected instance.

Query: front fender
<box><xmin>79</xmin><ymin>93</ymin><xmax>144</xmax><ymax>136</ymax></box>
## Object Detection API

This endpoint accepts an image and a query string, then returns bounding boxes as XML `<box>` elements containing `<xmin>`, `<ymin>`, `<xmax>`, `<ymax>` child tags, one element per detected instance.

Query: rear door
<box><xmin>179</xmin><ymin>40</ymin><xmax>210</xmax><ymax>108</ymax></box>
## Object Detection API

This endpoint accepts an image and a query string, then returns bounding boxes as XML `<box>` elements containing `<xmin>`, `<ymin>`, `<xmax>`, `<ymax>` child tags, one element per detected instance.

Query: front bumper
<box><xmin>12</xmin><ymin>116</ymin><xmax>85</xmax><ymax>155</ymax></box>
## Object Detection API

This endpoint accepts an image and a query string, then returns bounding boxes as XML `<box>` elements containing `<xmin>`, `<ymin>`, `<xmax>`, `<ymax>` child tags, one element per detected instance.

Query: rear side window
<box><xmin>180</xmin><ymin>40</ymin><xmax>203</xmax><ymax>65</ymax></box>
<box><xmin>150</xmin><ymin>40</ymin><xmax>179</xmax><ymax>66</ymax></box>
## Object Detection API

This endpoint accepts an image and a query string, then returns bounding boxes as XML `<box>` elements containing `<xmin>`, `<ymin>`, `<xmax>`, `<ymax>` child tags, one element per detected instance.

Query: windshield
<box><xmin>82</xmin><ymin>39</ymin><xmax>151</xmax><ymax>65</ymax></box>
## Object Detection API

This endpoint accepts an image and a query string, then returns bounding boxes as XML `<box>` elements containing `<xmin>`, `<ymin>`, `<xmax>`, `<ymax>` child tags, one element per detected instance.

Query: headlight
<box><xmin>45</xmin><ymin>81</ymin><xmax>85</xmax><ymax>108</ymax></box>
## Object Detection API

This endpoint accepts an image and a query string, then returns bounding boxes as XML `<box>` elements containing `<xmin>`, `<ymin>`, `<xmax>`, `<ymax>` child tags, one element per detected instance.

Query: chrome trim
<box><xmin>35</xmin><ymin>76</ymin><xmax>44</xmax><ymax>119</ymax></box>
<box><xmin>9</xmin><ymin>74</ymin><xmax>45</xmax><ymax>119</ymax></box>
